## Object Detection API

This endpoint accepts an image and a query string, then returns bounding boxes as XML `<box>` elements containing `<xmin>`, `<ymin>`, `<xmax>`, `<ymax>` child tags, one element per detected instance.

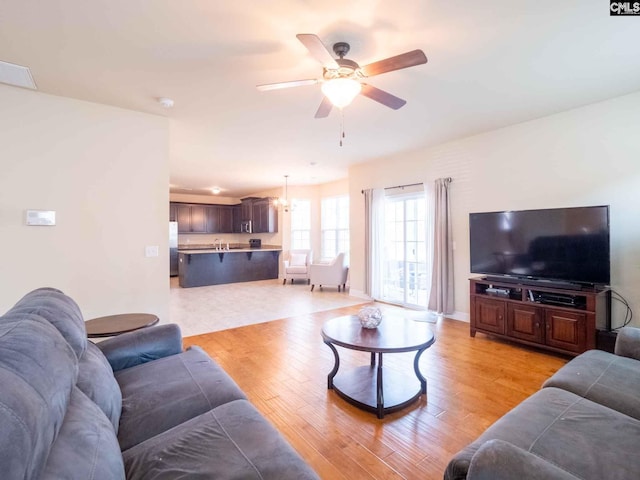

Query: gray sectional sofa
<box><xmin>445</xmin><ymin>327</ymin><xmax>640</xmax><ymax>480</ymax></box>
<box><xmin>0</xmin><ymin>287</ymin><xmax>319</xmax><ymax>479</ymax></box>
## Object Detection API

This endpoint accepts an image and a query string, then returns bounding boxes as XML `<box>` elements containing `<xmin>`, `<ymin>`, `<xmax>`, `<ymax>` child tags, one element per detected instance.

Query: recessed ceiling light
<box><xmin>211</xmin><ymin>187</ymin><xmax>221</xmax><ymax>195</ymax></box>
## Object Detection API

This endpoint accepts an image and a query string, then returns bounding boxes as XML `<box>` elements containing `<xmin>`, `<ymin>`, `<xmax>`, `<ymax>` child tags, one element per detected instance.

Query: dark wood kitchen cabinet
<box><xmin>238</xmin><ymin>198</ymin><xmax>278</xmax><ymax>233</ymax></box>
<box><xmin>190</xmin><ymin>205</ymin><xmax>207</xmax><ymax>233</ymax></box>
<box><xmin>175</xmin><ymin>204</ymin><xmax>189</xmax><ymax>231</ymax></box>
<box><xmin>175</xmin><ymin>204</ymin><xmax>207</xmax><ymax>233</ymax></box>
<box><xmin>206</xmin><ymin>205</ymin><xmax>234</xmax><ymax>233</ymax></box>
<box><xmin>251</xmin><ymin>198</ymin><xmax>277</xmax><ymax>233</ymax></box>
<box><xmin>232</xmin><ymin>205</ymin><xmax>242</xmax><ymax>233</ymax></box>
<box><xmin>171</xmin><ymin>202</ymin><xmax>236</xmax><ymax>234</ymax></box>
<box><xmin>217</xmin><ymin>206</ymin><xmax>234</xmax><ymax>233</ymax></box>
<box><xmin>240</xmin><ymin>199</ymin><xmax>254</xmax><ymax>223</ymax></box>
<box><xmin>171</xmin><ymin>199</ymin><xmax>275</xmax><ymax>234</ymax></box>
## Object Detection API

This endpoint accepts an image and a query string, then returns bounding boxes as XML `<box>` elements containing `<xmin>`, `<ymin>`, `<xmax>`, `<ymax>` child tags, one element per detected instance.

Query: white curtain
<box><xmin>364</xmin><ymin>189</ymin><xmax>373</xmax><ymax>297</ymax></box>
<box><xmin>423</xmin><ymin>182</ymin><xmax>435</xmax><ymax>309</ymax></box>
<box><xmin>428</xmin><ymin>177</ymin><xmax>454</xmax><ymax>314</ymax></box>
<box><xmin>363</xmin><ymin>188</ymin><xmax>384</xmax><ymax>298</ymax></box>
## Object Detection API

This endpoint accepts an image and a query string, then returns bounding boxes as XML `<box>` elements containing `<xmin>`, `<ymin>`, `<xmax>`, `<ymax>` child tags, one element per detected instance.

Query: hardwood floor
<box><xmin>184</xmin><ymin>305</ymin><xmax>568</xmax><ymax>480</ymax></box>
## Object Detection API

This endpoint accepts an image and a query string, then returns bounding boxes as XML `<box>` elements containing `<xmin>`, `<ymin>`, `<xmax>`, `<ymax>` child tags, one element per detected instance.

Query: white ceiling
<box><xmin>1</xmin><ymin>1</ymin><xmax>639</xmax><ymax>197</ymax></box>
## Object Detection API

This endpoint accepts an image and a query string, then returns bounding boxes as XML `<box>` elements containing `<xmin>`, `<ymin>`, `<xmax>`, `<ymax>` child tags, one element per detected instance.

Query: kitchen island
<box><xmin>178</xmin><ymin>245</ymin><xmax>281</xmax><ymax>288</ymax></box>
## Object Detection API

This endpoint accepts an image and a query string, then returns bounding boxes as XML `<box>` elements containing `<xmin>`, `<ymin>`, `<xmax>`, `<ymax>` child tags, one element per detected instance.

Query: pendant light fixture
<box><xmin>274</xmin><ymin>175</ymin><xmax>290</xmax><ymax>212</ymax></box>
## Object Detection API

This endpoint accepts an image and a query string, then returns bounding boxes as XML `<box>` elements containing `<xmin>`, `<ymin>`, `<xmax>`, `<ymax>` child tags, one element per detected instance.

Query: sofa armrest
<box><xmin>467</xmin><ymin>440</ymin><xmax>580</xmax><ymax>480</ymax></box>
<box><xmin>96</xmin><ymin>323</ymin><xmax>183</xmax><ymax>372</ymax></box>
<box><xmin>614</xmin><ymin>326</ymin><xmax>640</xmax><ymax>360</ymax></box>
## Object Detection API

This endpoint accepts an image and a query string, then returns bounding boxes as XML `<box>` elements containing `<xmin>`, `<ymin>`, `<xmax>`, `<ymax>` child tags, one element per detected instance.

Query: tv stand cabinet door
<box><xmin>474</xmin><ymin>298</ymin><xmax>506</xmax><ymax>335</ymax></box>
<box><xmin>507</xmin><ymin>304</ymin><xmax>544</xmax><ymax>344</ymax></box>
<box><xmin>544</xmin><ymin>309</ymin><xmax>587</xmax><ymax>353</ymax></box>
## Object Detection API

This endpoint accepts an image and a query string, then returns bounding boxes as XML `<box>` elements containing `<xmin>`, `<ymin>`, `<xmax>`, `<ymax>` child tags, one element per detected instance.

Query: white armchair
<box><xmin>310</xmin><ymin>252</ymin><xmax>349</xmax><ymax>292</ymax></box>
<box><xmin>282</xmin><ymin>249</ymin><xmax>313</xmax><ymax>285</ymax></box>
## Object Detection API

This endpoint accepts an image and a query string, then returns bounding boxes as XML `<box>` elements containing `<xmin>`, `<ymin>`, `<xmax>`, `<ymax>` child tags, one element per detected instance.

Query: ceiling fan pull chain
<box><xmin>340</xmin><ymin>109</ymin><xmax>345</xmax><ymax>147</ymax></box>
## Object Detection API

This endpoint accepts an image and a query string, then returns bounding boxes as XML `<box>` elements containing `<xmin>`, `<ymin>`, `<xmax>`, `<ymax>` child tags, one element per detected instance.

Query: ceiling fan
<box><xmin>257</xmin><ymin>34</ymin><xmax>427</xmax><ymax>118</ymax></box>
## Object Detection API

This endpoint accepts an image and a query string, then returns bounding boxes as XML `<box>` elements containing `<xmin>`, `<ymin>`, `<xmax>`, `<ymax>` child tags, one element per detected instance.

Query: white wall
<box><xmin>349</xmin><ymin>90</ymin><xmax>640</xmax><ymax>327</ymax></box>
<box><xmin>0</xmin><ymin>85</ymin><xmax>170</xmax><ymax>322</ymax></box>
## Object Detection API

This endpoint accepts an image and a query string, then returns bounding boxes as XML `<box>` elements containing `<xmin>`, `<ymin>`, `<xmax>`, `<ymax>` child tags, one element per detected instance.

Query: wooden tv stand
<box><xmin>470</xmin><ymin>277</ymin><xmax>611</xmax><ymax>356</ymax></box>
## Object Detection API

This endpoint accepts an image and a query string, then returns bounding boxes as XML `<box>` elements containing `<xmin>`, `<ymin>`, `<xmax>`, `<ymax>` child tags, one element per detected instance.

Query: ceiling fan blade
<box><xmin>360</xmin><ymin>49</ymin><xmax>427</xmax><ymax>77</ymax></box>
<box><xmin>360</xmin><ymin>84</ymin><xmax>407</xmax><ymax>110</ymax></box>
<box><xmin>314</xmin><ymin>96</ymin><xmax>333</xmax><ymax>118</ymax></box>
<box><xmin>296</xmin><ymin>34</ymin><xmax>339</xmax><ymax>68</ymax></box>
<box><xmin>256</xmin><ymin>79</ymin><xmax>318</xmax><ymax>91</ymax></box>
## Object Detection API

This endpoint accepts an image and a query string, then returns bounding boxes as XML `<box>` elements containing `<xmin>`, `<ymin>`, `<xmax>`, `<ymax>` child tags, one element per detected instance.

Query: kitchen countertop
<box><xmin>178</xmin><ymin>244</ymin><xmax>282</xmax><ymax>254</ymax></box>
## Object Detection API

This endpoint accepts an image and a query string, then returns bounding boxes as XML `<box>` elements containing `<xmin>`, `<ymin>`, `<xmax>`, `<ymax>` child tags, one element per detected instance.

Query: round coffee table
<box><xmin>321</xmin><ymin>314</ymin><xmax>435</xmax><ymax>419</ymax></box>
<box><xmin>85</xmin><ymin>313</ymin><xmax>159</xmax><ymax>338</ymax></box>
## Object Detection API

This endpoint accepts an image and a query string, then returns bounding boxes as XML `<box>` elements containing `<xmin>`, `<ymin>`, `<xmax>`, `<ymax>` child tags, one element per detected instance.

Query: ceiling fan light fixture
<box><xmin>321</xmin><ymin>78</ymin><xmax>362</xmax><ymax>108</ymax></box>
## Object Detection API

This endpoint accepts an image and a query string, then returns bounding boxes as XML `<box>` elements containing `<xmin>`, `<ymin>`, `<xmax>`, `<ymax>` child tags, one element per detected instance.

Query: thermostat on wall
<box><xmin>26</xmin><ymin>210</ymin><xmax>56</xmax><ymax>226</ymax></box>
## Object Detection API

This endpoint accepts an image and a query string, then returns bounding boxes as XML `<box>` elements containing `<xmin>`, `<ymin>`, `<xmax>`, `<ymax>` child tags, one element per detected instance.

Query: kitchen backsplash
<box><xmin>178</xmin><ymin>232</ymin><xmax>279</xmax><ymax>246</ymax></box>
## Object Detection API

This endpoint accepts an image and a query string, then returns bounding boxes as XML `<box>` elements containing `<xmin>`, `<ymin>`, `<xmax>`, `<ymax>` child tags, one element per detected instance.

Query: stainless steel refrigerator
<box><xmin>169</xmin><ymin>222</ymin><xmax>178</xmax><ymax>276</ymax></box>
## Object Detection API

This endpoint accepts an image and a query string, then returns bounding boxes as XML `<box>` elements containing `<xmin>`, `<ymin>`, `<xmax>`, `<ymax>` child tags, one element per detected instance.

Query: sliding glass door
<box><xmin>381</xmin><ymin>192</ymin><xmax>428</xmax><ymax>308</ymax></box>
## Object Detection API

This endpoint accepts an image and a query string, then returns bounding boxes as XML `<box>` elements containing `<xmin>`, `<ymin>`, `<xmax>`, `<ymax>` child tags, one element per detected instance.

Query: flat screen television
<box><xmin>469</xmin><ymin>206</ymin><xmax>610</xmax><ymax>287</ymax></box>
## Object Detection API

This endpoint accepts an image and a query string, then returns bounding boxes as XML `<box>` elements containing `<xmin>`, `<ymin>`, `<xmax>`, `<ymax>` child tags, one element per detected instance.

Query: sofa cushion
<box><xmin>467</xmin><ymin>439</ymin><xmax>581</xmax><ymax>480</ymax></box>
<box><xmin>77</xmin><ymin>341</ymin><xmax>122</xmax><ymax>432</ymax></box>
<box><xmin>289</xmin><ymin>253</ymin><xmax>307</xmax><ymax>266</ymax></box>
<box><xmin>97</xmin><ymin>323</ymin><xmax>183</xmax><ymax>372</ymax></box>
<box><xmin>445</xmin><ymin>387</ymin><xmax>640</xmax><ymax>480</ymax></box>
<box><xmin>12</xmin><ymin>287</ymin><xmax>88</xmax><ymax>359</ymax></box>
<box><xmin>615</xmin><ymin>326</ymin><xmax>640</xmax><ymax>360</ymax></box>
<box><xmin>0</xmin><ymin>313</ymin><xmax>77</xmax><ymax>480</ymax></box>
<box><xmin>122</xmin><ymin>399</ymin><xmax>319</xmax><ymax>480</ymax></box>
<box><xmin>287</xmin><ymin>265</ymin><xmax>308</xmax><ymax>274</ymax></box>
<box><xmin>116</xmin><ymin>346</ymin><xmax>247</xmax><ymax>450</ymax></box>
<box><xmin>40</xmin><ymin>387</ymin><xmax>125</xmax><ymax>480</ymax></box>
<box><xmin>543</xmin><ymin>349</ymin><xmax>640</xmax><ymax>420</ymax></box>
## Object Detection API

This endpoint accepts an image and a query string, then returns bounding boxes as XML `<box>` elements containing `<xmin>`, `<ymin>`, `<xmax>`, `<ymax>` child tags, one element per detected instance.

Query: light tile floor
<box><xmin>170</xmin><ymin>277</ymin><xmax>439</xmax><ymax>337</ymax></box>
<box><xmin>171</xmin><ymin>277</ymin><xmax>367</xmax><ymax>337</ymax></box>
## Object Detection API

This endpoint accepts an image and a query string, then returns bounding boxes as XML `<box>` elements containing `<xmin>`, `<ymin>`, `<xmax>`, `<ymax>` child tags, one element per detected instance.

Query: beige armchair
<box><xmin>282</xmin><ymin>249</ymin><xmax>313</xmax><ymax>285</ymax></box>
<box><xmin>310</xmin><ymin>252</ymin><xmax>349</xmax><ymax>292</ymax></box>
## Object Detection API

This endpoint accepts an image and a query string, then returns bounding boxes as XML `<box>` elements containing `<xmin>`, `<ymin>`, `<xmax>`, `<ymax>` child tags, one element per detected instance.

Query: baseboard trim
<box><xmin>349</xmin><ymin>289</ymin><xmax>372</xmax><ymax>300</ymax></box>
<box><xmin>447</xmin><ymin>311</ymin><xmax>469</xmax><ymax>322</ymax></box>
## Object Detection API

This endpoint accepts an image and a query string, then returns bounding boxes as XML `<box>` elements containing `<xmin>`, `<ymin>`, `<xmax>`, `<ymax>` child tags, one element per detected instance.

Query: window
<box><xmin>290</xmin><ymin>199</ymin><xmax>311</xmax><ymax>249</ymax></box>
<box><xmin>321</xmin><ymin>195</ymin><xmax>349</xmax><ymax>263</ymax></box>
